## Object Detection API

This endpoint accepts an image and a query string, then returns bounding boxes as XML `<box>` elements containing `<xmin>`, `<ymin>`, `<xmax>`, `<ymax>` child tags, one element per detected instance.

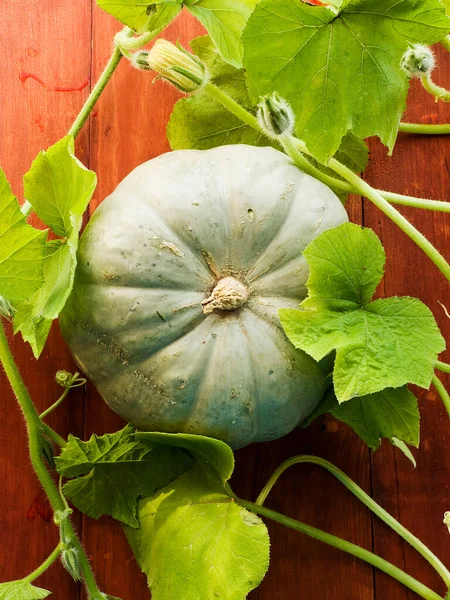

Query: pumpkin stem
<box><xmin>202</xmin><ymin>277</ymin><xmax>249</xmax><ymax>315</ymax></box>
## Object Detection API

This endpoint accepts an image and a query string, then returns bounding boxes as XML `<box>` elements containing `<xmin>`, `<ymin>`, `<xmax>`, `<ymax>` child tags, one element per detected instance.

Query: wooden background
<box><xmin>1</xmin><ymin>3</ymin><xmax>450</xmax><ymax>599</ymax></box>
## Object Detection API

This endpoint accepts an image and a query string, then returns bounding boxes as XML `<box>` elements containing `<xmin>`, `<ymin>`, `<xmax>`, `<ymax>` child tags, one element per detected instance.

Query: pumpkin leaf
<box><xmin>303</xmin><ymin>387</ymin><xmax>420</xmax><ymax>451</ymax></box>
<box><xmin>13</xmin><ymin>136</ymin><xmax>96</xmax><ymax>357</ymax></box>
<box><xmin>126</xmin><ymin>432</ymin><xmax>270</xmax><ymax>600</ymax></box>
<box><xmin>0</xmin><ymin>581</ymin><xmax>51</xmax><ymax>600</ymax></box>
<box><xmin>0</xmin><ymin>169</ymin><xmax>47</xmax><ymax>307</ymax></box>
<box><xmin>184</xmin><ymin>0</ymin><xmax>257</xmax><ymax>68</ymax></box>
<box><xmin>280</xmin><ymin>223</ymin><xmax>445</xmax><ymax>401</ymax></box>
<box><xmin>135</xmin><ymin>431</ymin><xmax>235</xmax><ymax>483</ymax></box>
<box><xmin>96</xmin><ymin>0</ymin><xmax>182</xmax><ymax>34</ymax></box>
<box><xmin>242</xmin><ymin>0</ymin><xmax>450</xmax><ymax>161</ymax></box>
<box><xmin>55</xmin><ymin>425</ymin><xmax>193</xmax><ymax>528</ymax></box>
<box><xmin>168</xmin><ymin>35</ymin><xmax>271</xmax><ymax>150</ymax></box>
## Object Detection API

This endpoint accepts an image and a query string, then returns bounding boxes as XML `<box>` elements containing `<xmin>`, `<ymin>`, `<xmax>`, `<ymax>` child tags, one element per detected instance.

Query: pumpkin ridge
<box><xmin>109</xmin><ymin>311</ymin><xmax>211</xmax><ymax>369</ymax></box>
<box><xmin>234</xmin><ymin>315</ymin><xmax>260</xmax><ymax>446</ymax></box>
<box><xmin>177</xmin><ymin>316</ymin><xmax>224</xmax><ymax>431</ymax></box>
<box><xmin>120</xmin><ymin>154</ymin><xmax>234</xmax><ymax>277</ymax></box>
<box><xmin>112</xmin><ymin>184</ymin><xmax>214</xmax><ymax>281</ymax></box>
<box><xmin>231</xmin><ymin>174</ymin><xmax>298</xmax><ymax>276</ymax></box>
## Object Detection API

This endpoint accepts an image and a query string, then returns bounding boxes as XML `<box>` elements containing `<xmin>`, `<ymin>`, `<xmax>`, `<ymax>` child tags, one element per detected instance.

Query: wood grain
<box><xmin>0</xmin><ymin>3</ymin><xmax>448</xmax><ymax>600</ymax></box>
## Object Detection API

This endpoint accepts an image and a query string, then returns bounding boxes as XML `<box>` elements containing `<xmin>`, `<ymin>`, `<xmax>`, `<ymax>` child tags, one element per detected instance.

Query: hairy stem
<box><xmin>238</xmin><ymin>499</ymin><xmax>443</xmax><ymax>600</ymax></box>
<box><xmin>203</xmin><ymin>82</ymin><xmax>450</xmax><ymax>219</ymax></box>
<box><xmin>68</xmin><ymin>45</ymin><xmax>123</xmax><ymax>138</ymax></box>
<box><xmin>432</xmin><ymin>373</ymin><xmax>450</xmax><ymax>418</ymax></box>
<box><xmin>0</xmin><ymin>322</ymin><xmax>101</xmax><ymax>597</ymax></box>
<box><xmin>275</xmin><ymin>152</ymin><xmax>450</xmax><ymax>211</ymax></box>
<box><xmin>256</xmin><ymin>455</ymin><xmax>450</xmax><ymax>586</ymax></box>
<box><xmin>281</xmin><ymin>136</ymin><xmax>450</xmax><ymax>279</ymax></box>
<box><xmin>22</xmin><ymin>543</ymin><xmax>62</xmax><ymax>584</ymax></box>
<box><xmin>203</xmin><ymin>82</ymin><xmax>260</xmax><ymax>130</ymax></box>
<box><xmin>436</xmin><ymin>361</ymin><xmax>450</xmax><ymax>375</ymax></box>
<box><xmin>399</xmin><ymin>122</ymin><xmax>450</xmax><ymax>135</ymax></box>
<box><xmin>421</xmin><ymin>73</ymin><xmax>450</xmax><ymax>103</ymax></box>
<box><xmin>114</xmin><ymin>27</ymin><xmax>155</xmax><ymax>51</ymax></box>
<box><xmin>41</xmin><ymin>423</ymin><xmax>67</xmax><ymax>449</ymax></box>
<box><xmin>327</xmin><ymin>154</ymin><xmax>450</xmax><ymax>279</ymax></box>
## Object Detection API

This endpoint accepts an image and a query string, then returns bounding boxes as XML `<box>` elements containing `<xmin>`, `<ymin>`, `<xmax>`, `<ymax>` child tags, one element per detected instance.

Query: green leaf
<box><xmin>243</xmin><ymin>0</ymin><xmax>450</xmax><ymax>161</ymax></box>
<box><xmin>14</xmin><ymin>136</ymin><xmax>96</xmax><ymax>357</ymax></box>
<box><xmin>391</xmin><ymin>437</ymin><xmax>417</xmax><ymax>468</ymax></box>
<box><xmin>168</xmin><ymin>36</ymin><xmax>271</xmax><ymax>150</ymax></box>
<box><xmin>332</xmin><ymin>133</ymin><xmax>369</xmax><ymax>174</ymax></box>
<box><xmin>0</xmin><ymin>169</ymin><xmax>47</xmax><ymax>307</ymax></box>
<box><xmin>304</xmin><ymin>387</ymin><xmax>420</xmax><ymax>451</ymax></box>
<box><xmin>185</xmin><ymin>0</ymin><xmax>257</xmax><ymax>68</ymax></box>
<box><xmin>126</xmin><ymin>432</ymin><xmax>270</xmax><ymax>600</ymax></box>
<box><xmin>0</xmin><ymin>581</ymin><xmax>51</xmax><ymax>600</ymax></box>
<box><xmin>135</xmin><ymin>431</ymin><xmax>234</xmax><ymax>483</ymax></box>
<box><xmin>280</xmin><ymin>223</ymin><xmax>445</xmax><ymax>401</ymax></box>
<box><xmin>55</xmin><ymin>425</ymin><xmax>193</xmax><ymax>528</ymax></box>
<box><xmin>96</xmin><ymin>0</ymin><xmax>182</xmax><ymax>34</ymax></box>
<box><xmin>23</xmin><ymin>136</ymin><xmax>96</xmax><ymax>236</ymax></box>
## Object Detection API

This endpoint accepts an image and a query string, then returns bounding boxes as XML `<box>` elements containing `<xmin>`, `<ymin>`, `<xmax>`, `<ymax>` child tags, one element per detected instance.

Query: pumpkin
<box><xmin>60</xmin><ymin>145</ymin><xmax>348</xmax><ymax>449</ymax></box>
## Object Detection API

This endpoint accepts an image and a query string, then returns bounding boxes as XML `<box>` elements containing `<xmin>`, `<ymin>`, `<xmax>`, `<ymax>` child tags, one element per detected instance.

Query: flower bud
<box><xmin>147</xmin><ymin>39</ymin><xmax>206</xmax><ymax>93</ymax></box>
<box><xmin>55</xmin><ymin>370</ymin><xmax>74</xmax><ymax>388</ymax></box>
<box><xmin>0</xmin><ymin>295</ymin><xmax>16</xmax><ymax>320</ymax></box>
<box><xmin>61</xmin><ymin>544</ymin><xmax>82</xmax><ymax>582</ymax></box>
<box><xmin>401</xmin><ymin>44</ymin><xmax>435</xmax><ymax>77</ymax></box>
<box><xmin>257</xmin><ymin>92</ymin><xmax>295</xmax><ymax>138</ymax></box>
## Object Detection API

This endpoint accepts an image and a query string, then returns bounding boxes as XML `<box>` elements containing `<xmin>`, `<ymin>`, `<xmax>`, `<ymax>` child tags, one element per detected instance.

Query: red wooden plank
<box><xmin>0</xmin><ymin>1</ymin><xmax>92</xmax><ymax>597</ymax></box>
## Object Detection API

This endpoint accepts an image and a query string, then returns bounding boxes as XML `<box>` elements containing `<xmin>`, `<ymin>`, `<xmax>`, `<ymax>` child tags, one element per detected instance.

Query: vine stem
<box><xmin>421</xmin><ymin>73</ymin><xmax>450</xmax><ymax>103</ymax></box>
<box><xmin>238</xmin><ymin>499</ymin><xmax>443</xmax><ymax>600</ymax></box>
<box><xmin>255</xmin><ymin>455</ymin><xmax>450</xmax><ymax>587</ymax></box>
<box><xmin>68</xmin><ymin>45</ymin><xmax>123</xmax><ymax>138</ymax></box>
<box><xmin>432</xmin><ymin>373</ymin><xmax>450</xmax><ymax>418</ymax></box>
<box><xmin>203</xmin><ymin>82</ymin><xmax>450</xmax><ymax>227</ymax></box>
<box><xmin>22</xmin><ymin>543</ymin><xmax>62</xmax><ymax>584</ymax></box>
<box><xmin>0</xmin><ymin>322</ymin><xmax>103</xmax><ymax>599</ymax></box>
<box><xmin>399</xmin><ymin>122</ymin><xmax>450</xmax><ymax>135</ymax></box>
<box><xmin>436</xmin><ymin>361</ymin><xmax>450</xmax><ymax>375</ymax></box>
<box><xmin>284</xmin><ymin>135</ymin><xmax>450</xmax><ymax>280</ymax></box>
<box><xmin>41</xmin><ymin>423</ymin><xmax>67</xmax><ymax>449</ymax></box>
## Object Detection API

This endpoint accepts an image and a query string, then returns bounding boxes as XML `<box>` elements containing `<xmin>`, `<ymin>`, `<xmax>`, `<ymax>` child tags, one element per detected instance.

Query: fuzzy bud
<box><xmin>147</xmin><ymin>40</ymin><xmax>206</xmax><ymax>93</ymax></box>
<box><xmin>257</xmin><ymin>92</ymin><xmax>295</xmax><ymax>138</ymax></box>
<box><xmin>61</xmin><ymin>544</ymin><xmax>82</xmax><ymax>582</ymax></box>
<box><xmin>0</xmin><ymin>295</ymin><xmax>16</xmax><ymax>320</ymax></box>
<box><xmin>55</xmin><ymin>370</ymin><xmax>74</xmax><ymax>388</ymax></box>
<box><xmin>401</xmin><ymin>44</ymin><xmax>435</xmax><ymax>77</ymax></box>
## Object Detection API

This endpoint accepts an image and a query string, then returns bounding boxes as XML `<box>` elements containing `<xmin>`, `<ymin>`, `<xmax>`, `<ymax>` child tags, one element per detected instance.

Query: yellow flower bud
<box><xmin>147</xmin><ymin>39</ymin><xmax>206</xmax><ymax>93</ymax></box>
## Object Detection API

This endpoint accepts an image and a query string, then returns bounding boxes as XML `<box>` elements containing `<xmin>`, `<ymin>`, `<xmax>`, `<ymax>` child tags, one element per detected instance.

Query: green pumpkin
<box><xmin>60</xmin><ymin>145</ymin><xmax>348</xmax><ymax>449</ymax></box>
